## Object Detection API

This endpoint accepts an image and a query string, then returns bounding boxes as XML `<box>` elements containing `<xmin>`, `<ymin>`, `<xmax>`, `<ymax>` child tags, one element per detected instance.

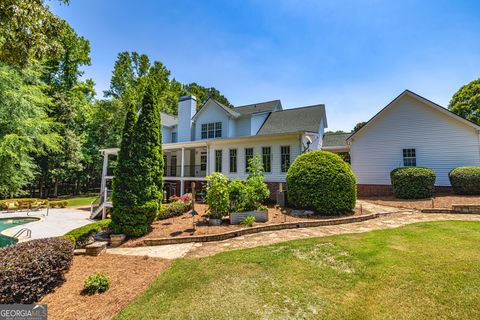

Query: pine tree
<box><xmin>111</xmin><ymin>85</ymin><xmax>163</xmax><ymax>236</ymax></box>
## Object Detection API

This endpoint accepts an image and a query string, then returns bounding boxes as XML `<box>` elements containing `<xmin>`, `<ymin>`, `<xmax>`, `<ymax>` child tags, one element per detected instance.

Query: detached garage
<box><xmin>347</xmin><ymin>90</ymin><xmax>480</xmax><ymax>197</ymax></box>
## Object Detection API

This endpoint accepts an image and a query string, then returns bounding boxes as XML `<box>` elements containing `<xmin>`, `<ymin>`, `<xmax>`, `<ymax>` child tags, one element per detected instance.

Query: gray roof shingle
<box><xmin>234</xmin><ymin>100</ymin><xmax>281</xmax><ymax>115</ymax></box>
<box><xmin>322</xmin><ymin>132</ymin><xmax>351</xmax><ymax>147</ymax></box>
<box><xmin>257</xmin><ymin>105</ymin><xmax>325</xmax><ymax>135</ymax></box>
<box><xmin>160</xmin><ymin>112</ymin><xmax>177</xmax><ymax>127</ymax></box>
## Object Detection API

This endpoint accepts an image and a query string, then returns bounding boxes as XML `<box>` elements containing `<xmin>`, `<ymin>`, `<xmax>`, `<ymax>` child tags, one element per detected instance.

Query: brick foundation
<box><xmin>357</xmin><ymin>184</ymin><xmax>453</xmax><ymax>197</ymax></box>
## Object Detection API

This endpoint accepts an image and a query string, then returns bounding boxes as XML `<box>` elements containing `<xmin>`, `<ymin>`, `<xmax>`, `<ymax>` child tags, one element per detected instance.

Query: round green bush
<box><xmin>390</xmin><ymin>167</ymin><xmax>436</xmax><ymax>199</ymax></box>
<box><xmin>449</xmin><ymin>167</ymin><xmax>480</xmax><ymax>195</ymax></box>
<box><xmin>286</xmin><ymin>151</ymin><xmax>356</xmax><ymax>214</ymax></box>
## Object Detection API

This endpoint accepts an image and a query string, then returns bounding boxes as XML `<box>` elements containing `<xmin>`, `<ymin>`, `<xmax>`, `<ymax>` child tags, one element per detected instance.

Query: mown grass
<box><xmin>63</xmin><ymin>196</ymin><xmax>97</xmax><ymax>207</ymax></box>
<box><xmin>116</xmin><ymin>221</ymin><xmax>480</xmax><ymax>320</ymax></box>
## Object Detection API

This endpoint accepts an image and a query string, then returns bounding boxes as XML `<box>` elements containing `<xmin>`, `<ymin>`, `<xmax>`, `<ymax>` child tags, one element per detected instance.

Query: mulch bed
<box><xmin>122</xmin><ymin>204</ymin><xmax>369</xmax><ymax>247</ymax></box>
<box><xmin>362</xmin><ymin>195</ymin><xmax>480</xmax><ymax>210</ymax></box>
<box><xmin>40</xmin><ymin>254</ymin><xmax>170</xmax><ymax>320</ymax></box>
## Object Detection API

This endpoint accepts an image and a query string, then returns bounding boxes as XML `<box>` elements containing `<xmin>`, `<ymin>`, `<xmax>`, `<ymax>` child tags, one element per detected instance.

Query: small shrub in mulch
<box><xmin>390</xmin><ymin>167</ymin><xmax>436</xmax><ymax>199</ymax></box>
<box><xmin>83</xmin><ymin>273</ymin><xmax>111</xmax><ymax>294</ymax></box>
<box><xmin>0</xmin><ymin>238</ymin><xmax>74</xmax><ymax>304</ymax></box>
<box><xmin>449</xmin><ymin>166</ymin><xmax>480</xmax><ymax>195</ymax></box>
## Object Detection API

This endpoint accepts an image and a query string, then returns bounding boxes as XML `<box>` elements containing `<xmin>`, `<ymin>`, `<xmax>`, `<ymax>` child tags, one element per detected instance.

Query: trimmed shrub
<box><xmin>286</xmin><ymin>151</ymin><xmax>356</xmax><ymax>214</ymax></box>
<box><xmin>49</xmin><ymin>200</ymin><xmax>68</xmax><ymax>208</ymax></box>
<box><xmin>228</xmin><ymin>179</ymin><xmax>248</xmax><ymax>212</ymax></box>
<box><xmin>157</xmin><ymin>200</ymin><xmax>192</xmax><ymax>220</ymax></box>
<box><xmin>83</xmin><ymin>273</ymin><xmax>110</xmax><ymax>294</ymax></box>
<box><xmin>0</xmin><ymin>238</ymin><xmax>74</xmax><ymax>303</ymax></box>
<box><xmin>449</xmin><ymin>166</ymin><xmax>480</xmax><ymax>195</ymax></box>
<box><xmin>390</xmin><ymin>167</ymin><xmax>436</xmax><ymax>199</ymax></box>
<box><xmin>241</xmin><ymin>215</ymin><xmax>256</xmax><ymax>227</ymax></box>
<box><xmin>65</xmin><ymin>219</ymin><xmax>111</xmax><ymax>248</ymax></box>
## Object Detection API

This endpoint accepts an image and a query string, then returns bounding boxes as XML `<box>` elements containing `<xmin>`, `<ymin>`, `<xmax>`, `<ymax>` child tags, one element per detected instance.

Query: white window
<box><xmin>281</xmin><ymin>146</ymin><xmax>291</xmax><ymax>172</ymax></box>
<box><xmin>262</xmin><ymin>147</ymin><xmax>271</xmax><ymax>173</ymax></box>
<box><xmin>215</xmin><ymin>150</ymin><xmax>222</xmax><ymax>172</ymax></box>
<box><xmin>201</xmin><ymin>122</ymin><xmax>222</xmax><ymax>139</ymax></box>
<box><xmin>403</xmin><ymin>148</ymin><xmax>416</xmax><ymax>167</ymax></box>
<box><xmin>171</xmin><ymin>132</ymin><xmax>177</xmax><ymax>143</ymax></box>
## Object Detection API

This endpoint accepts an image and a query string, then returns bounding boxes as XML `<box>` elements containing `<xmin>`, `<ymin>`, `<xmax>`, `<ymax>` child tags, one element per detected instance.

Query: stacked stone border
<box><xmin>422</xmin><ymin>204</ymin><xmax>480</xmax><ymax>214</ymax></box>
<box><xmin>143</xmin><ymin>211</ymin><xmax>393</xmax><ymax>246</ymax></box>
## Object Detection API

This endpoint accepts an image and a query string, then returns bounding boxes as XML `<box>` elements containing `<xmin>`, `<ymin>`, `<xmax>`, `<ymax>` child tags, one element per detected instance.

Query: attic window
<box><xmin>201</xmin><ymin>122</ymin><xmax>222</xmax><ymax>139</ymax></box>
<box><xmin>403</xmin><ymin>148</ymin><xmax>416</xmax><ymax>167</ymax></box>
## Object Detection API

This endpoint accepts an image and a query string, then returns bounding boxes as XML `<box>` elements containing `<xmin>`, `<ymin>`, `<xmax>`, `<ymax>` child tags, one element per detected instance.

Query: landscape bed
<box><xmin>122</xmin><ymin>203</ymin><xmax>369</xmax><ymax>247</ymax></box>
<box><xmin>115</xmin><ymin>221</ymin><xmax>480</xmax><ymax>320</ymax></box>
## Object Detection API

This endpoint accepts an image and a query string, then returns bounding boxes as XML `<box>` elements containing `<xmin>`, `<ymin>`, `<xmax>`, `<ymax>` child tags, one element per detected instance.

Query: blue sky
<box><xmin>50</xmin><ymin>0</ymin><xmax>480</xmax><ymax>131</ymax></box>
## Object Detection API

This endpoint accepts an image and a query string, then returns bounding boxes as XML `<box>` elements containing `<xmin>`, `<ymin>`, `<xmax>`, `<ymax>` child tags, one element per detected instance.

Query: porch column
<box><xmin>100</xmin><ymin>152</ymin><xmax>108</xmax><ymax>193</ymax></box>
<box><xmin>180</xmin><ymin>147</ymin><xmax>185</xmax><ymax>195</ymax></box>
<box><xmin>206</xmin><ymin>144</ymin><xmax>209</xmax><ymax>175</ymax></box>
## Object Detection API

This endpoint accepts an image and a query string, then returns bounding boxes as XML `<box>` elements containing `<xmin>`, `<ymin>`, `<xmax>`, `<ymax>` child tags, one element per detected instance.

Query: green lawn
<box><xmin>63</xmin><ymin>196</ymin><xmax>97</xmax><ymax>207</ymax></box>
<box><xmin>115</xmin><ymin>221</ymin><xmax>480</xmax><ymax>320</ymax></box>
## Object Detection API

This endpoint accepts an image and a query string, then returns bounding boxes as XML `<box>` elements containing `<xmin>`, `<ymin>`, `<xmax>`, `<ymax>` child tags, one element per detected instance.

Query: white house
<box><xmin>97</xmin><ymin>95</ymin><xmax>327</xmax><ymax>215</ymax></box>
<box><xmin>323</xmin><ymin>90</ymin><xmax>480</xmax><ymax>196</ymax></box>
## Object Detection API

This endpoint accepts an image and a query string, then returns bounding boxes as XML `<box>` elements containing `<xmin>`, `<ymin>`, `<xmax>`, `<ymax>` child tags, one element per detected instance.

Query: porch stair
<box><xmin>90</xmin><ymin>188</ymin><xmax>112</xmax><ymax>219</ymax></box>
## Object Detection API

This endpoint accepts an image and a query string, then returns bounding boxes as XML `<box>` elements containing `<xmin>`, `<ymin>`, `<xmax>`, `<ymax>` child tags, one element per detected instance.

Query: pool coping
<box><xmin>0</xmin><ymin>214</ymin><xmax>45</xmax><ymax>242</ymax></box>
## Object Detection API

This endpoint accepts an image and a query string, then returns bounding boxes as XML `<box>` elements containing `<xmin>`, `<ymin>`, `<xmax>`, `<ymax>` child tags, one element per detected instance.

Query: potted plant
<box><xmin>205</xmin><ymin>173</ymin><xmax>230</xmax><ymax>226</ymax></box>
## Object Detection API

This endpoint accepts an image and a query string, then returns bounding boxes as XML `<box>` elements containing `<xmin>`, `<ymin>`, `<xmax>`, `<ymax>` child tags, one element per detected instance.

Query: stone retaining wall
<box><xmin>143</xmin><ymin>212</ymin><xmax>391</xmax><ymax>246</ymax></box>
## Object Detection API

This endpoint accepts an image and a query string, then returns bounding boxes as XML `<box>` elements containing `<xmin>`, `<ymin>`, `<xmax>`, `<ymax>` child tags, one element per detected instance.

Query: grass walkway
<box><xmin>116</xmin><ymin>221</ymin><xmax>480</xmax><ymax>319</ymax></box>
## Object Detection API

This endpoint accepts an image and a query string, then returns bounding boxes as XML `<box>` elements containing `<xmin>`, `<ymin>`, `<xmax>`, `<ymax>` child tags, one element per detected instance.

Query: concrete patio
<box><xmin>1</xmin><ymin>208</ymin><xmax>93</xmax><ymax>241</ymax></box>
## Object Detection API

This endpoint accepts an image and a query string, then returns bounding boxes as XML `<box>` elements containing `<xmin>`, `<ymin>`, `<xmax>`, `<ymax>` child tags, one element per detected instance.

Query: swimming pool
<box><xmin>0</xmin><ymin>217</ymin><xmax>39</xmax><ymax>247</ymax></box>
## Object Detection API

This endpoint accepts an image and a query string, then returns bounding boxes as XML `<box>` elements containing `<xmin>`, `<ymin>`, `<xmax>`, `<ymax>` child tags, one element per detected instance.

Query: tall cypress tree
<box><xmin>113</xmin><ymin>85</ymin><xmax>163</xmax><ymax>236</ymax></box>
<box><xmin>110</xmin><ymin>101</ymin><xmax>138</xmax><ymax>233</ymax></box>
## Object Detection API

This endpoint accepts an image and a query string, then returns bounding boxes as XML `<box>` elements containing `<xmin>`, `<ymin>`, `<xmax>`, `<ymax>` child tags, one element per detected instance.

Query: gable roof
<box><xmin>347</xmin><ymin>89</ymin><xmax>480</xmax><ymax>142</ymax></box>
<box><xmin>322</xmin><ymin>132</ymin><xmax>351</xmax><ymax>147</ymax></box>
<box><xmin>192</xmin><ymin>98</ymin><xmax>240</xmax><ymax>122</ymax></box>
<box><xmin>233</xmin><ymin>100</ymin><xmax>281</xmax><ymax>115</ymax></box>
<box><xmin>257</xmin><ymin>104</ymin><xmax>326</xmax><ymax>135</ymax></box>
<box><xmin>160</xmin><ymin>112</ymin><xmax>177</xmax><ymax>127</ymax></box>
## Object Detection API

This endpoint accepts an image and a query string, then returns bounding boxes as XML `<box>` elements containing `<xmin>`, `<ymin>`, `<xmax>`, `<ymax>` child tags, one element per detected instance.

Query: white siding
<box><xmin>162</xmin><ymin>126</ymin><xmax>172</xmax><ymax>144</ymax></box>
<box><xmin>193</xmin><ymin>101</ymin><xmax>230</xmax><ymax>140</ymax></box>
<box><xmin>351</xmin><ymin>95</ymin><xmax>480</xmax><ymax>186</ymax></box>
<box><xmin>207</xmin><ymin>136</ymin><xmax>301</xmax><ymax>182</ymax></box>
<box><xmin>235</xmin><ymin>116</ymin><xmax>251</xmax><ymax>137</ymax></box>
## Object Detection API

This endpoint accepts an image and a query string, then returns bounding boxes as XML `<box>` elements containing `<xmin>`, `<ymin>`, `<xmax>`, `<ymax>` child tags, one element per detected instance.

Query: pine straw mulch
<box><xmin>40</xmin><ymin>254</ymin><xmax>171</xmax><ymax>320</ymax></box>
<box><xmin>362</xmin><ymin>195</ymin><xmax>480</xmax><ymax>210</ymax></box>
<box><xmin>122</xmin><ymin>203</ymin><xmax>370</xmax><ymax>247</ymax></box>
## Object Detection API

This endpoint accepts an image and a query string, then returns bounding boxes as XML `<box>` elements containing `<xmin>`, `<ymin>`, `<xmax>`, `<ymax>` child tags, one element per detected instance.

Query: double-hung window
<box><xmin>403</xmin><ymin>148</ymin><xmax>416</xmax><ymax>167</ymax></box>
<box><xmin>170</xmin><ymin>156</ymin><xmax>177</xmax><ymax>176</ymax></box>
<box><xmin>245</xmin><ymin>148</ymin><xmax>253</xmax><ymax>172</ymax></box>
<box><xmin>262</xmin><ymin>147</ymin><xmax>271</xmax><ymax>173</ymax></box>
<box><xmin>280</xmin><ymin>146</ymin><xmax>291</xmax><ymax>172</ymax></box>
<box><xmin>171</xmin><ymin>132</ymin><xmax>177</xmax><ymax>143</ymax></box>
<box><xmin>229</xmin><ymin>149</ymin><xmax>237</xmax><ymax>173</ymax></box>
<box><xmin>200</xmin><ymin>153</ymin><xmax>207</xmax><ymax>171</ymax></box>
<box><xmin>215</xmin><ymin>150</ymin><xmax>222</xmax><ymax>172</ymax></box>
<box><xmin>201</xmin><ymin>122</ymin><xmax>222</xmax><ymax>139</ymax></box>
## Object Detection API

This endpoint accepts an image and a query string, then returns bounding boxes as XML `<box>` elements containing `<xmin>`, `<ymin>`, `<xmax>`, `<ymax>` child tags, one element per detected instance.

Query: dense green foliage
<box><xmin>111</xmin><ymin>86</ymin><xmax>164</xmax><ymax>236</ymax></box>
<box><xmin>449</xmin><ymin>79</ymin><xmax>480</xmax><ymax>125</ymax></box>
<box><xmin>116</xmin><ymin>221</ymin><xmax>480</xmax><ymax>320</ymax></box>
<box><xmin>64</xmin><ymin>219</ymin><xmax>111</xmax><ymax>247</ymax></box>
<box><xmin>353</xmin><ymin>121</ymin><xmax>367</xmax><ymax>133</ymax></box>
<box><xmin>390</xmin><ymin>167</ymin><xmax>436</xmax><ymax>199</ymax></box>
<box><xmin>0</xmin><ymin>0</ymin><xmax>70</xmax><ymax>67</ymax></box>
<box><xmin>83</xmin><ymin>273</ymin><xmax>111</xmax><ymax>294</ymax></box>
<box><xmin>286</xmin><ymin>151</ymin><xmax>356</xmax><ymax>214</ymax></box>
<box><xmin>0</xmin><ymin>238</ymin><xmax>74</xmax><ymax>304</ymax></box>
<box><xmin>205</xmin><ymin>172</ymin><xmax>230</xmax><ymax>219</ymax></box>
<box><xmin>449</xmin><ymin>166</ymin><xmax>480</xmax><ymax>195</ymax></box>
<box><xmin>240</xmin><ymin>215</ymin><xmax>256</xmax><ymax>227</ymax></box>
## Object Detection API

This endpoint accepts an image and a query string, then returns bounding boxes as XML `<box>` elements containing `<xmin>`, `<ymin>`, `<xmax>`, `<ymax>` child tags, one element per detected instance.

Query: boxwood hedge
<box><xmin>449</xmin><ymin>166</ymin><xmax>480</xmax><ymax>195</ymax></box>
<box><xmin>65</xmin><ymin>219</ymin><xmax>111</xmax><ymax>248</ymax></box>
<box><xmin>286</xmin><ymin>151</ymin><xmax>356</xmax><ymax>214</ymax></box>
<box><xmin>390</xmin><ymin>167</ymin><xmax>436</xmax><ymax>199</ymax></box>
<box><xmin>0</xmin><ymin>238</ymin><xmax>74</xmax><ymax>303</ymax></box>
